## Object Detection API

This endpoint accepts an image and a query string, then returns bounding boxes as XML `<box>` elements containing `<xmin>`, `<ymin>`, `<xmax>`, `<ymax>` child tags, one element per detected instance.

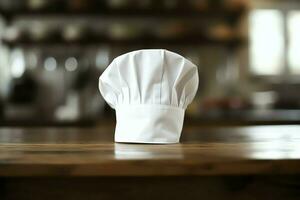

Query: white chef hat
<box><xmin>99</xmin><ymin>49</ymin><xmax>198</xmax><ymax>144</ymax></box>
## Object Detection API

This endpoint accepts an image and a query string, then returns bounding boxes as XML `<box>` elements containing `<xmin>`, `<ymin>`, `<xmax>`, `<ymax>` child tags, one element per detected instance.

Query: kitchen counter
<box><xmin>0</xmin><ymin>125</ymin><xmax>300</xmax><ymax>176</ymax></box>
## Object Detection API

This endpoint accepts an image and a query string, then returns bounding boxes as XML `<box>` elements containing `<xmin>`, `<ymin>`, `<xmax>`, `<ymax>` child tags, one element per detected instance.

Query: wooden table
<box><xmin>1</xmin><ymin>125</ymin><xmax>300</xmax><ymax>199</ymax></box>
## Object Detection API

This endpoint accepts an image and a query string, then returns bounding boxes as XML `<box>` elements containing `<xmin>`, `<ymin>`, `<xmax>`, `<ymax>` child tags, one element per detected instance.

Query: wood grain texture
<box><xmin>0</xmin><ymin>125</ymin><xmax>300</xmax><ymax>176</ymax></box>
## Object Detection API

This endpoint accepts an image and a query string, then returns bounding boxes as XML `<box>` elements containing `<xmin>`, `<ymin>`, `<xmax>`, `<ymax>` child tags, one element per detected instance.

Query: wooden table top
<box><xmin>0</xmin><ymin>125</ymin><xmax>300</xmax><ymax>176</ymax></box>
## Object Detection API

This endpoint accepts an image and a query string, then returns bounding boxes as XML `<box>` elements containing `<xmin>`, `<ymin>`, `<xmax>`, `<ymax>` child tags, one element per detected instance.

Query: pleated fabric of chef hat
<box><xmin>99</xmin><ymin>49</ymin><xmax>199</xmax><ymax>144</ymax></box>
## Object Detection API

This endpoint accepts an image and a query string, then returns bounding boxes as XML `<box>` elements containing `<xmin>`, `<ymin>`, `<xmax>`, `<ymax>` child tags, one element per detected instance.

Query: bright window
<box><xmin>249</xmin><ymin>10</ymin><xmax>284</xmax><ymax>75</ymax></box>
<box><xmin>288</xmin><ymin>11</ymin><xmax>300</xmax><ymax>74</ymax></box>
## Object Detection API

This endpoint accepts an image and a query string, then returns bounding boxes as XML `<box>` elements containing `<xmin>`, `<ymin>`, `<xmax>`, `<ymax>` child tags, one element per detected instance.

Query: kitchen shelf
<box><xmin>0</xmin><ymin>5</ymin><xmax>248</xmax><ymax>22</ymax></box>
<box><xmin>0</xmin><ymin>9</ymin><xmax>246</xmax><ymax>18</ymax></box>
<box><xmin>2</xmin><ymin>36</ymin><xmax>247</xmax><ymax>48</ymax></box>
<box><xmin>0</xmin><ymin>1</ymin><xmax>248</xmax><ymax>48</ymax></box>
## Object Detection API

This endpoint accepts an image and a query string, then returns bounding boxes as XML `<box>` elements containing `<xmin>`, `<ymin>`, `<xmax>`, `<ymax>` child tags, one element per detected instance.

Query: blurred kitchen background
<box><xmin>0</xmin><ymin>0</ymin><xmax>300</xmax><ymax>126</ymax></box>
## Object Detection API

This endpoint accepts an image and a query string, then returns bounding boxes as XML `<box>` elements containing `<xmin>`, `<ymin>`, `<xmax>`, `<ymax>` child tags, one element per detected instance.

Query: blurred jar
<box><xmin>25</xmin><ymin>50</ymin><xmax>40</xmax><ymax>70</ymax></box>
<box><xmin>154</xmin><ymin>22</ymin><xmax>188</xmax><ymax>39</ymax></box>
<box><xmin>2</xmin><ymin>26</ymin><xmax>23</xmax><ymax>42</ymax></box>
<box><xmin>95</xmin><ymin>47</ymin><xmax>110</xmax><ymax>70</ymax></box>
<box><xmin>108</xmin><ymin>23</ymin><xmax>142</xmax><ymax>40</ymax></box>
<box><xmin>27</xmin><ymin>0</ymin><xmax>49</xmax><ymax>10</ymax></box>
<box><xmin>28</xmin><ymin>22</ymin><xmax>50</xmax><ymax>41</ymax></box>
<box><xmin>252</xmin><ymin>91</ymin><xmax>278</xmax><ymax>110</ymax></box>
<box><xmin>207</xmin><ymin>24</ymin><xmax>234</xmax><ymax>40</ymax></box>
<box><xmin>62</xmin><ymin>24</ymin><xmax>87</xmax><ymax>42</ymax></box>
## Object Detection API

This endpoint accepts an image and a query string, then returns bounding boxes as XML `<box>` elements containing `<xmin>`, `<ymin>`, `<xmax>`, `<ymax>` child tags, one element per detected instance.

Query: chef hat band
<box><xmin>115</xmin><ymin>104</ymin><xmax>184</xmax><ymax>143</ymax></box>
<box><xmin>99</xmin><ymin>49</ymin><xmax>198</xmax><ymax>144</ymax></box>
